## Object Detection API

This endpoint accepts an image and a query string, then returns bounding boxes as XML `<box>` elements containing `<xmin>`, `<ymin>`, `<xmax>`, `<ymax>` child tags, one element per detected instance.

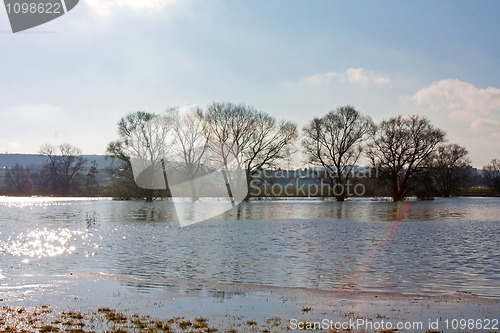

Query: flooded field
<box><xmin>1</xmin><ymin>197</ymin><xmax>499</xmax><ymax>298</ymax></box>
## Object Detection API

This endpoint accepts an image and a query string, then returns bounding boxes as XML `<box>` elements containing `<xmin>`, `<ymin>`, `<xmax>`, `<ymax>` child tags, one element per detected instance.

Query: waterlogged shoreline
<box><xmin>1</xmin><ymin>273</ymin><xmax>499</xmax><ymax>332</ymax></box>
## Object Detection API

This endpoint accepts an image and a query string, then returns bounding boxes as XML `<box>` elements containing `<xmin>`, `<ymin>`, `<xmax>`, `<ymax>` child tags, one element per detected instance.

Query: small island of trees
<box><xmin>1</xmin><ymin>102</ymin><xmax>499</xmax><ymax>202</ymax></box>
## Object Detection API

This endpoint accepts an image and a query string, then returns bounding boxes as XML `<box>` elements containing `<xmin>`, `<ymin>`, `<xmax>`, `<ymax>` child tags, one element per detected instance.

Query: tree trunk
<box><xmin>145</xmin><ymin>189</ymin><xmax>153</xmax><ymax>202</ymax></box>
<box><xmin>189</xmin><ymin>180</ymin><xmax>199</xmax><ymax>202</ymax></box>
<box><xmin>392</xmin><ymin>188</ymin><xmax>406</xmax><ymax>201</ymax></box>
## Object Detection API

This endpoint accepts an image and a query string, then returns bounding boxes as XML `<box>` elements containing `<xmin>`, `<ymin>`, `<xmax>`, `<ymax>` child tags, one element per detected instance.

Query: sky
<box><xmin>0</xmin><ymin>0</ymin><xmax>499</xmax><ymax>167</ymax></box>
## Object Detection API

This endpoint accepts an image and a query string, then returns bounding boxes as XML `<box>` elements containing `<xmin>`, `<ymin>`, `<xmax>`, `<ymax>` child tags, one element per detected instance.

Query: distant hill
<box><xmin>0</xmin><ymin>154</ymin><xmax>113</xmax><ymax>171</ymax></box>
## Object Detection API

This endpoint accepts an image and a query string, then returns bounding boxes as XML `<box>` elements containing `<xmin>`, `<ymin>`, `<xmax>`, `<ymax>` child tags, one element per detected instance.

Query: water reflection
<box><xmin>0</xmin><ymin>197</ymin><xmax>499</xmax><ymax>297</ymax></box>
<box><xmin>208</xmin><ymin>289</ymin><xmax>246</xmax><ymax>302</ymax></box>
<box><xmin>223</xmin><ymin>198</ymin><xmax>482</xmax><ymax>222</ymax></box>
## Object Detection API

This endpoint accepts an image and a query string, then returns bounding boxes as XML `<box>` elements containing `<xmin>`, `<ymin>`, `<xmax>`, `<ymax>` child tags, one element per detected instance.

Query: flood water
<box><xmin>1</xmin><ymin>197</ymin><xmax>499</xmax><ymax>298</ymax></box>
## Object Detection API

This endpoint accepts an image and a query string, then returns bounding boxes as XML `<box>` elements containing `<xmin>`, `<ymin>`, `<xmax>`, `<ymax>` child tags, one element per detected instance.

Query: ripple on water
<box><xmin>0</xmin><ymin>197</ymin><xmax>499</xmax><ymax>298</ymax></box>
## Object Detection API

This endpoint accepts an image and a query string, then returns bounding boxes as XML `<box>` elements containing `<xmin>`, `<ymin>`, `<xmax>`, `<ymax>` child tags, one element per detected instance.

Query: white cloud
<box><xmin>299</xmin><ymin>71</ymin><xmax>338</xmax><ymax>85</ymax></box>
<box><xmin>404</xmin><ymin>79</ymin><xmax>500</xmax><ymax>166</ymax></box>
<box><xmin>300</xmin><ymin>68</ymin><xmax>391</xmax><ymax>86</ymax></box>
<box><xmin>340</xmin><ymin>68</ymin><xmax>391</xmax><ymax>85</ymax></box>
<box><xmin>409</xmin><ymin>79</ymin><xmax>500</xmax><ymax>121</ymax></box>
<box><xmin>84</xmin><ymin>0</ymin><xmax>180</xmax><ymax>16</ymax></box>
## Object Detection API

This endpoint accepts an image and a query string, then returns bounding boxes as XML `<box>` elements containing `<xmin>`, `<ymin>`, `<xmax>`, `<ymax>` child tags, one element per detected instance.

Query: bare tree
<box><xmin>6</xmin><ymin>163</ymin><xmax>32</xmax><ymax>195</ymax></box>
<box><xmin>107</xmin><ymin>111</ymin><xmax>173</xmax><ymax>202</ymax></box>
<box><xmin>169</xmin><ymin>106</ymin><xmax>209</xmax><ymax>201</ymax></box>
<box><xmin>429</xmin><ymin>144</ymin><xmax>471</xmax><ymax>197</ymax></box>
<box><xmin>206</xmin><ymin>102</ymin><xmax>298</xmax><ymax>200</ymax></box>
<box><xmin>484</xmin><ymin>158</ymin><xmax>500</xmax><ymax>193</ymax></box>
<box><xmin>302</xmin><ymin>106</ymin><xmax>375</xmax><ymax>201</ymax></box>
<box><xmin>39</xmin><ymin>143</ymin><xmax>87</xmax><ymax>195</ymax></box>
<box><xmin>204</xmin><ymin>102</ymin><xmax>238</xmax><ymax>171</ymax></box>
<box><xmin>367</xmin><ymin>115</ymin><xmax>446</xmax><ymax>201</ymax></box>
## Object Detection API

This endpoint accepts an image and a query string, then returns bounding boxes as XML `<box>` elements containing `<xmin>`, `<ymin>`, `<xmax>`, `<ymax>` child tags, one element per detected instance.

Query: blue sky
<box><xmin>1</xmin><ymin>0</ymin><xmax>499</xmax><ymax>167</ymax></box>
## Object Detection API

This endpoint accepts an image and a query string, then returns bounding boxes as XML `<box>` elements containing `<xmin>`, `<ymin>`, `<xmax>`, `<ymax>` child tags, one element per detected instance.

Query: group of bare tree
<box><xmin>104</xmin><ymin>102</ymin><xmax>500</xmax><ymax>202</ymax></box>
<box><xmin>5</xmin><ymin>144</ymin><xmax>96</xmax><ymax>196</ymax></box>
<box><xmin>106</xmin><ymin>103</ymin><xmax>298</xmax><ymax>202</ymax></box>
<box><xmin>205</xmin><ymin>103</ymin><xmax>298</xmax><ymax>190</ymax></box>
<box><xmin>38</xmin><ymin>144</ymin><xmax>87</xmax><ymax>195</ymax></box>
<box><xmin>302</xmin><ymin>107</ymin><xmax>481</xmax><ymax>201</ymax></box>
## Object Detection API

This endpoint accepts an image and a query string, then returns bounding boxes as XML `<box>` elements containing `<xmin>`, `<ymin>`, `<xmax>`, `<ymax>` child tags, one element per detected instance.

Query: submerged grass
<box><xmin>0</xmin><ymin>306</ymin><xmax>222</xmax><ymax>333</ymax></box>
<box><xmin>1</xmin><ymin>305</ymin><xmax>495</xmax><ymax>333</ymax></box>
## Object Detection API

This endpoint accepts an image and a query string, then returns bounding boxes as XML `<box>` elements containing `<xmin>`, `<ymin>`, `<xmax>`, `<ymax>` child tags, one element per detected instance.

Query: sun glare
<box><xmin>84</xmin><ymin>0</ymin><xmax>180</xmax><ymax>17</ymax></box>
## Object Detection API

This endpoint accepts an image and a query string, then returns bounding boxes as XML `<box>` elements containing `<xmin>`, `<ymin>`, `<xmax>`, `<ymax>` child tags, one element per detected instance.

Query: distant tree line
<box><xmin>2</xmin><ymin>102</ymin><xmax>500</xmax><ymax>201</ymax></box>
<box><xmin>4</xmin><ymin>144</ymin><xmax>105</xmax><ymax>196</ymax></box>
